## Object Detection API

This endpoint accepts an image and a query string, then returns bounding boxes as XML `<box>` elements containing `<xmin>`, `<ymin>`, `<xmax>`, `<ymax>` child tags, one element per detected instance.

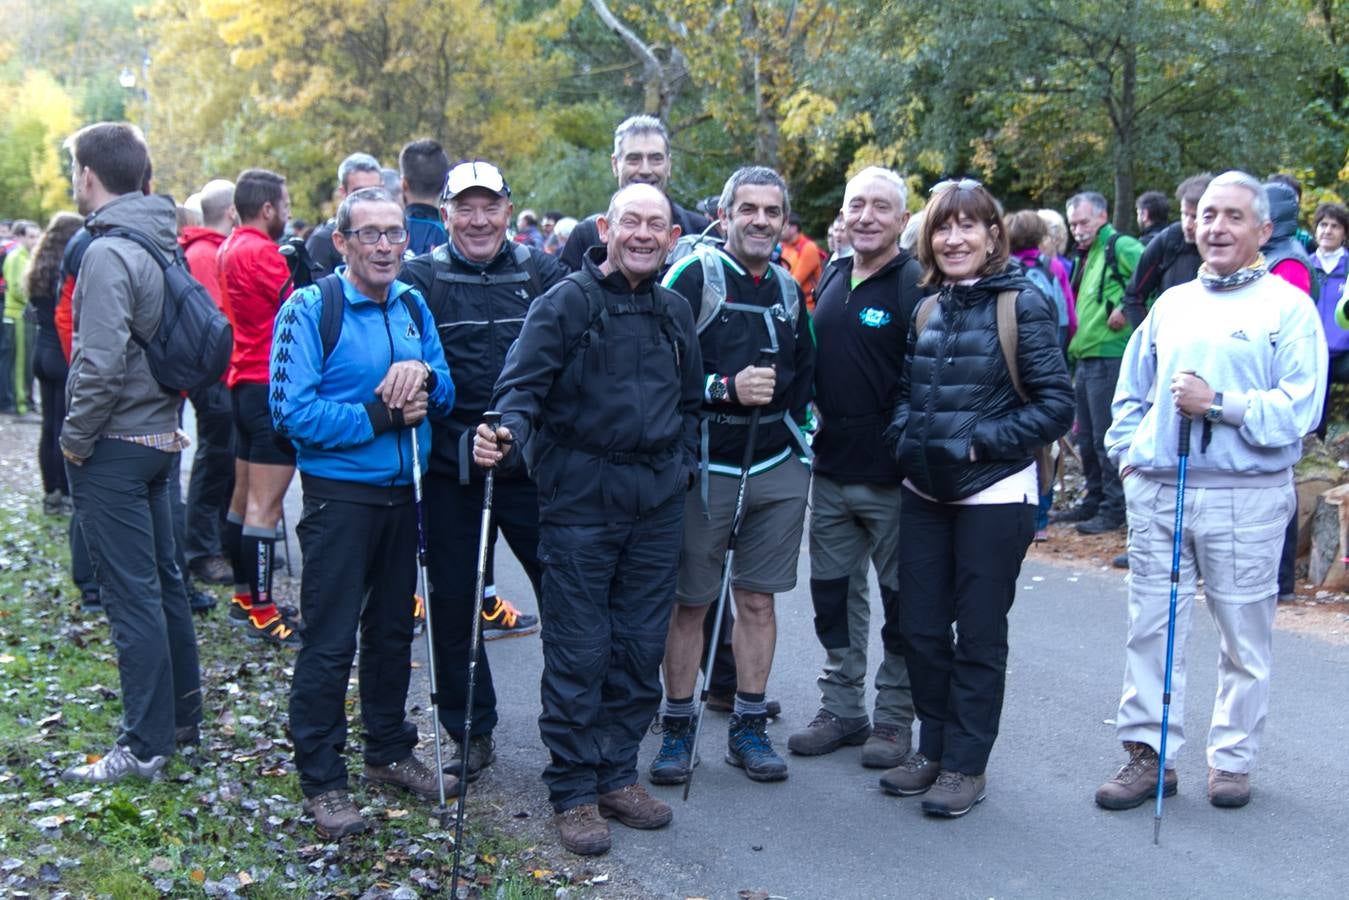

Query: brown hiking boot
<box><xmin>597</xmin><ymin>783</ymin><xmax>673</xmax><ymax>830</ymax></box>
<box><xmin>921</xmin><ymin>770</ymin><xmax>987</xmax><ymax>817</ymax></box>
<box><xmin>363</xmin><ymin>754</ymin><xmax>460</xmax><ymax>802</ymax></box>
<box><xmin>303</xmin><ymin>790</ymin><xmax>367</xmax><ymax>839</ymax></box>
<box><xmin>1095</xmin><ymin>741</ymin><xmax>1178</xmax><ymax>810</ymax></box>
<box><xmin>860</xmin><ymin>722</ymin><xmax>912</xmax><ymax>769</ymax></box>
<box><xmin>879</xmin><ymin>751</ymin><xmax>940</xmax><ymax>796</ymax></box>
<box><xmin>555</xmin><ymin>803</ymin><xmax>611</xmax><ymax>856</ymax></box>
<box><xmin>1208</xmin><ymin>768</ymin><xmax>1251</xmax><ymax>808</ymax></box>
<box><xmin>786</xmin><ymin>708</ymin><xmax>871</xmax><ymax>756</ymax></box>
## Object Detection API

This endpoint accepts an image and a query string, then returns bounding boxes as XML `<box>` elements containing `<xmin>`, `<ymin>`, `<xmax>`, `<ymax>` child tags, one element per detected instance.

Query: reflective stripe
<box><xmin>706</xmin><ymin>447</ymin><xmax>794</xmax><ymax>477</ymax></box>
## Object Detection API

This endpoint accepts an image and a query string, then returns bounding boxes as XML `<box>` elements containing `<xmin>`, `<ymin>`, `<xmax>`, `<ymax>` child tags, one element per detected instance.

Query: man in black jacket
<box><xmin>305</xmin><ymin>153</ymin><xmax>383</xmax><ymax>278</ymax></box>
<box><xmin>787</xmin><ymin>167</ymin><xmax>920</xmax><ymax>770</ymax></box>
<box><xmin>399</xmin><ymin>159</ymin><xmax>564</xmax><ymax>781</ymax></box>
<box><xmin>558</xmin><ymin>115</ymin><xmax>710</xmax><ymax>271</ymax></box>
<box><xmin>474</xmin><ymin>183</ymin><xmax>703</xmax><ymax>856</ymax></box>
<box><xmin>1121</xmin><ymin>173</ymin><xmax>1212</xmax><ymax>328</ymax></box>
<box><xmin>655</xmin><ymin>166</ymin><xmax>815</xmax><ymax>785</ymax></box>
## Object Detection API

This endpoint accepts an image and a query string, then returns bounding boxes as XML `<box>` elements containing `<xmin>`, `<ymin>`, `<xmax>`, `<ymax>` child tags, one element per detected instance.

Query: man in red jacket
<box><xmin>180</xmin><ymin>179</ymin><xmax>238</xmax><ymax>586</ymax></box>
<box><xmin>217</xmin><ymin>168</ymin><xmax>298</xmax><ymax>647</ymax></box>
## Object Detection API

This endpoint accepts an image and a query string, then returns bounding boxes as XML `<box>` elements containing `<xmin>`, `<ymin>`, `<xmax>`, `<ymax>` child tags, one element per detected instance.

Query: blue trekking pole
<box><xmin>1154</xmin><ymin>415</ymin><xmax>1192</xmax><ymax>845</ymax></box>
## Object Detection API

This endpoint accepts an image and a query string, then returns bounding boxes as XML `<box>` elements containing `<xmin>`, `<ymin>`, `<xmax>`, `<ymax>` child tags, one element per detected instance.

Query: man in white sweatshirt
<box><xmin>1094</xmin><ymin>171</ymin><xmax>1327</xmax><ymax>812</ymax></box>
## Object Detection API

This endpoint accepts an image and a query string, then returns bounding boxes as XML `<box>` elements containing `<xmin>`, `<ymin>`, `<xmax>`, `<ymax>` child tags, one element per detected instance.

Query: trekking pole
<box><xmin>684</xmin><ymin>349</ymin><xmax>776</xmax><ymax>802</ymax></box>
<box><xmin>409</xmin><ymin>428</ymin><xmax>450</xmax><ymax>827</ymax></box>
<box><xmin>451</xmin><ymin>411</ymin><xmax>502</xmax><ymax>894</ymax></box>
<box><xmin>1154</xmin><ymin>415</ymin><xmax>1192</xmax><ymax>845</ymax></box>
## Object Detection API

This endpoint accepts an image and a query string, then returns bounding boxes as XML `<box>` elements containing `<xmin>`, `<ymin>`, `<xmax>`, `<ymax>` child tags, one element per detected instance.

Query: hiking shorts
<box><xmin>232</xmin><ymin>382</ymin><xmax>295</xmax><ymax>466</ymax></box>
<box><xmin>676</xmin><ymin>457</ymin><xmax>809</xmax><ymax>605</ymax></box>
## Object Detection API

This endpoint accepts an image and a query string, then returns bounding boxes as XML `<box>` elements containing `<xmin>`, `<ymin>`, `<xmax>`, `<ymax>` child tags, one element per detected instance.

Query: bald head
<box><xmin>199</xmin><ymin>179</ymin><xmax>237</xmax><ymax>233</ymax></box>
<box><xmin>606</xmin><ymin>182</ymin><xmax>673</xmax><ymax>223</ymax></box>
<box><xmin>598</xmin><ymin>182</ymin><xmax>680</xmax><ymax>288</ymax></box>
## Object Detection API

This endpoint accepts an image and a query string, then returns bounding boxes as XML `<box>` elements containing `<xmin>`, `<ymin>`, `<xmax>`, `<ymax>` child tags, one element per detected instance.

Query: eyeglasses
<box><xmin>341</xmin><ymin>226</ymin><xmax>408</xmax><ymax>245</ymax></box>
<box><xmin>929</xmin><ymin>178</ymin><xmax>983</xmax><ymax>195</ymax></box>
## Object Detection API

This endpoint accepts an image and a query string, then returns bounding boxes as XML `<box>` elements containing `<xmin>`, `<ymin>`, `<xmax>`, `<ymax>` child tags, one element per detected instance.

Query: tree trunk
<box><xmin>1112</xmin><ymin>37</ymin><xmax>1137</xmax><ymax>232</ymax></box>
<box><xmin>588</xmin><ymin>0</ymin><xmax>681</xmax><ymax>119</ymax></box>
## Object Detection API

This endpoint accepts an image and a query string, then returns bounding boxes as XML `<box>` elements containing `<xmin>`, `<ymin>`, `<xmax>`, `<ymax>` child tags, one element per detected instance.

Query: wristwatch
<box><xmin>1204</xmin><ymin>391</ymin><xmax>1224</xmax><ymax>424</ymax></box>
<box><xmin>708</xmin><ymin>376</ymin><xmax>729</xmax><ymax>403</ymax></box>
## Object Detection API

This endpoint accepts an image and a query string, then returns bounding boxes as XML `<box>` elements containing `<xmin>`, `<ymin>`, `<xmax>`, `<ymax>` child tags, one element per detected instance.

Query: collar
<box><xmin>444</xmin><ymin>237</ymin><xmax>509</xmax><ymax>272</ymax></box>
<box><xmin>336</xmin><ymin>265</ymin><xmax>413</xmax><ymax>306</ymax></box>
<box><xmin>1315</xmin><ymin>245</ymin><xmax>1345</xmax><ymax>274</ymax></box>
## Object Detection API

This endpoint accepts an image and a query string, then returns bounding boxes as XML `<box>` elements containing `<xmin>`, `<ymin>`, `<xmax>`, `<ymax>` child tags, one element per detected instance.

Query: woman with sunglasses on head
<box><xmin>880</xmin><ymin>179</ymin><xmax>1073</xmax><ymax>817</ymax></box>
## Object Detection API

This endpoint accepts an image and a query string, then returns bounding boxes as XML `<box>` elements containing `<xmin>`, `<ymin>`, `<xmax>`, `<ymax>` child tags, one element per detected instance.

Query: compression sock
<box><xmin>242</xmin><ymin>525</ymin><xmax>278</xmax><ymax>626</ymax></box>
<box><xmin>224</xmin><ymin>512</ymin><xmax>249</xmax><ymax>605</ymax></box>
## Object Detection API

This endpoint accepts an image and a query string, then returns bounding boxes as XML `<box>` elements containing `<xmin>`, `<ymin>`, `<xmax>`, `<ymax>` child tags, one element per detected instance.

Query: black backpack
<box><xmin>98</xmin><ymin>226</ymin><xmax>232</xmax><ymax>392</ymax></box>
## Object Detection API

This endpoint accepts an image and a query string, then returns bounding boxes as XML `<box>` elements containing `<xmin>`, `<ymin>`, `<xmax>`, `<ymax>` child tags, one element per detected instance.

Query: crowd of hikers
<box><xmin>5</xmin><ymin>114</ymin><xmax>1345</xmax><ymax>858</ymax></box>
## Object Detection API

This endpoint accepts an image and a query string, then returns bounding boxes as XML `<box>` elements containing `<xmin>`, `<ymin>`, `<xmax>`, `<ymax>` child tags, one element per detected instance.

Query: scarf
<box><xmin>1198</xmin><ymin>253</ymin><xmax>1267</xmax><ymax>292</ymax></box>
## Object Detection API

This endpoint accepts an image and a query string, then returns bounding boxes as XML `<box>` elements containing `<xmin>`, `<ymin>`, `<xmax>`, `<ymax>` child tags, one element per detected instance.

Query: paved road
<box><xmin>194</xmin><ymin>412</ymin><xmax>1346</xmax><ymax>899</ymax></box>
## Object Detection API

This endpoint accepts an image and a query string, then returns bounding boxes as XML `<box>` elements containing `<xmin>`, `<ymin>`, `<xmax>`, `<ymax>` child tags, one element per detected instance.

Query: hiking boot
<box><xmin>246</xmin><ymin>611</ymin><xmax>301</xmax><ymax>648</ymax></box>
<box><xmin>481</xmin><ymin>595</ymin><xmax>540</xmax><ymax>640</ymax></box>
<box><xmin>1113</xmin><ymin>553</ymin><xmax>1130</xmax><ymax>570</ymax></box>
<box><xmin>786</xmin><ymin>708</ymin><xmax>871</xmax><ymax>756</ymax></box>
<box><xmin>303</xmin><ymin>790</ymin><xmax>367</xmax><ymax>839</ymax></box>
<box><xmin>879</xmin><ymin>751</ymin><xmax>940</xmax><ymax>796</ymax></box>
<box><xmin>1095</xmin><ymin>741</ymin><xmax>1177</xmax><ymax>810</ymax></box>
<box><xmin>364</xmin><ymin>753</ymin><xmax>459</xmax><ymax>801</ymax></box>
<box><xmin>43</xmin><ymin>490</ymin><xmax>69</xmax><ymax>517</ymax></box>
<box><xmin>1051</xmin><ymin>503</ymin><xmax>1097</xmax><ymax>524</ymax></box>
<box><xmin>921</xmin><ymin>770</ymin><xmax>987</xmax><ymax>817</ymax></box>
<box><xmin>555</xmin><ymin>804</ymin><xmax>611</xmax><ymax>856</ymax></box>
<box><xmin>648</xmin><ymin>715</ymin><xmax>697</xmax><ymax>785</ymax></box>
<box><xmin>189</xmin><ymin>555</ymin><xmax>233</xmax><ymax>585</ymax></box>
<box><xmin>80</xmin><ymin>590</ymin><xmax>102</xmax><ymax>614</ymax></box>
<box><xmin>174</xmin><ymin>725</ymin><xmax>201</xmax><ymax>747</ymax></box>
<box><xmin>187</xmin><ymin>588</ymin><xmax>217</xmax><ymax>614</ymax></box>
<box><xmin>1077</xmin><ymin>513</ymin><xmax>1126</xmax><ymax>535</ymax></box>
<box><xmin>706</xmin><ymin>690</ymin><xmax>782</xmax><ymax>718</ymax></box>
<box><xmin>1208</xmin><ymin>768</ymin><xmax>1251</xmax><ymax>808</ymax></box>
<box><xmin>860</xmin><ymin>722</ymin><xmax>912</xmax><ymax>769</ymax></box>
<box><xmin>63</xmin><ymin>744</ymin><xmax>166</xmax><ymax>784</ymax></box>
<box><xmin>726</xmin><ymin>714</ymin><xmax>787</xmax><ymax>782</ymax></box>
<box><xmin>443</xmin><ymin>734</ymin><xmax>495</xmax><ymax>782</ymax></box>
<box><xmin>597</xmin><ymin>783</ymin><xmax>672</xmax><ymax>829</ymax></box>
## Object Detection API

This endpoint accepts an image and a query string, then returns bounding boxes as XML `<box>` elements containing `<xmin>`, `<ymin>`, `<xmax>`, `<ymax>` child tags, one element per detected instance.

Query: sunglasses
<box><xmin>929</xmin><ymin>178</ymin><xmax>983</xmax><ymax>195</ymax></box>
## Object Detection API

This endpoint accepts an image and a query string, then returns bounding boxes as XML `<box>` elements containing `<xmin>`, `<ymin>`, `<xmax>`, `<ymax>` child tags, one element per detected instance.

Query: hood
<box><xmin>1265</xmin><ymin>182</ymin><xmax>1299</xmax><ymax>242</ymax></box>
<box><xmin>86</xmin><ymin>192</ymin><xmax>179</xmax><ymax>253</ymax></box>
<box><xmin>178</xmin><ymin>225</ymin><xmax>226</xmax><ymax>251</ymax></box>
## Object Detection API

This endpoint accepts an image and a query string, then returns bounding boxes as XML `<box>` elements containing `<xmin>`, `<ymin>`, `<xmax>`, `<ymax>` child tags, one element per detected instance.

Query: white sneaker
<box><xmin>62</xmin><ymin>744</ymin><xmax>167</xmax><ymax>783</ymax></box>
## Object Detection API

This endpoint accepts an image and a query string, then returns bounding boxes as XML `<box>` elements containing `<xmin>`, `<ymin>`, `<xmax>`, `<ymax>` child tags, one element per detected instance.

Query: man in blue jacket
<box><xmin>271</xmin><ymin>187</ymin><xmax>456</xmax><ymax>839</ymax></box>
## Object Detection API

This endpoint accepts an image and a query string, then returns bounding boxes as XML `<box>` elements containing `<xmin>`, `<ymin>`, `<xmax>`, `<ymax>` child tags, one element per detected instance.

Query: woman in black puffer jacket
<box><xmin>879</xmin><ymin>180</ymin><xmax>1073</xmax><ymax>817</ymax></box>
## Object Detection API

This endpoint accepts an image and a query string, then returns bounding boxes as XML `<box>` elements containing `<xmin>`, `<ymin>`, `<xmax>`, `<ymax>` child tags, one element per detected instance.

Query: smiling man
<box><xmin>787</xmin><ymin>166</ymin><xmax>919</xmax><ymax>771</ymax></box>
<box><xmin>1098</xmin><ymin>171</ymin><xmax>1327</xmax><ymax>812</ymax></box>
<box><xmin>474</xmin><ymin>182</ymin><xmax>703</xmax><ymax>855</ymax></box>
<box><xmin>654</xmin><ymin>166</ymin><xmax>815</xmax><ymax>786</ymax></box>
<box><xmin>272</xmin><ymin>186</ymin><xmax>456</xmax><ymax>838</ymax></box>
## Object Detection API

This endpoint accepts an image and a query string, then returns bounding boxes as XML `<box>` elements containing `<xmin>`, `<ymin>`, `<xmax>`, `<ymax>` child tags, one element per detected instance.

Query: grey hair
<box><xmin>899</xmin><ymin>209</ymin><xmax>924</xmax><ymax>252</ymax></box>
<box><xmin>1066</xmin><ymin>191</ymin><xmax>1109</xmax><ymax>216</ymax></box>
<box><xmin>1206</xmin><ymin>170</ymin><xmax>1271</xmax><ymax>224</ymax></box>
<box><xmin>718</xmin><ymin>166</ymin><xmax>791</xmax><ymax>219</ymax></box>
<box><xmin>846</xmin><ymin>166</ymin><xmax>909</xmax><ymax>210</ymax></box>
<box><xmin>337</xmin><ymin>152</ymin><xmax>381</xmax><ymax>190</ymax></box>
<box><xmin>198</xmin><ymin>179</ymin><xmax>236</xmax><ymax>226</ymax></box>
<box><xmin>335</xmin><ymin>186</ymin><xmax>397</xmax><ymax>233</ymax></box>
<box><xmin>612</xmin><ymin>115</ymin><xmax>669</xmax><ymax>159</ymax></box>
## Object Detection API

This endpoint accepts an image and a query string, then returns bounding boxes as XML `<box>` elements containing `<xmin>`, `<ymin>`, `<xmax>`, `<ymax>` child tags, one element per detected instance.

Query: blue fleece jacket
<box><xmin>270</xmin><ymin>271</ymin><xmax>454</xmax><ymax>487</ymax></box>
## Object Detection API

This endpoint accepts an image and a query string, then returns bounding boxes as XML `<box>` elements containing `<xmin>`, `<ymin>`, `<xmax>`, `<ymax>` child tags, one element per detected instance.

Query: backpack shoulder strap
<box><xmin>399</xmin><ymin>290</ymin><xmax>422</xmax><ymax>337</ymax></box>
<box><xmin>914</xmin><ymin>295</ymin><xmax>939</xmax><ymax>336</ymax></box>
<box><xmin>1105</xmin><ymin>232</ymin><xmax>1125</xmax><ymax>286</ymax></box>
<box><xmin>695</xmin><ymin>244</ymin><xmax>727</xmax><ymax>335</ymax></box>
<box><xmin>317</xmin><ymin>274</ymin><xmax>346</xmax><ymax>364</ymax></box>
<box><xmin>561</xmin><ymin>269</ymin><xmax>609</xmax><ymax>366</ymax></box>
<box><xmin>98</xmin><ymin>226</ymin><xmax>173</xmax><ymax>270</ymax></box>
<box><xmin>996</xmin><ymin>290</ymin><xmax>1027</xmax><ymax>402</ymax></box>
<box><xmin>513</xmin><ymin>242</ymin><xmax>543</xmax><ymax>297</ymax></box>
<box><xmin>769</xmin><ymin>260</ymin><xmax>800</xmax><ymax>327</ymax></box>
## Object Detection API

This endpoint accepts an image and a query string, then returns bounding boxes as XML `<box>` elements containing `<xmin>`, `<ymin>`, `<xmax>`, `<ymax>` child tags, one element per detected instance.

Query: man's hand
<box><xmin>62</xmin><ymin>446</ymin><xmax>85</xmax><ymax>467</ymax></box>
<box><xmin>1170</xmin><ymin>370</ymin><xmax>1216</xmax><ymax>417</ymax></box>
<box><xmin>375</xmin><ymin>360</ymin><xmax>428</xmax><ymax>409</ymax></box>
<box><xmin>473</xmin><ymin>422</ymin><xmax>514</xmax><ymax>468</ymax></box>
<box><xmin>1107</xmin><ymin>308</ymin><xmax>1127</xmax><ymax>331</ymax></box>
<box><xmin>402</xmin><ymin>390</ymin><xmax>429</xmax><ymax>426</ymax></box>
<box><xmin>733</xmin><ymin>364</ymin><xmax>776</xmax><ymax>407</ymax></box>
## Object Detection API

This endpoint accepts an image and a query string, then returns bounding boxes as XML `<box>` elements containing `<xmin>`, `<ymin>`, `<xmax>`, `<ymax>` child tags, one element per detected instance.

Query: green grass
<box><xmin>0</xmin><ymin>504</ymin><xmax>559</xmax><ymax>898</ymax></box>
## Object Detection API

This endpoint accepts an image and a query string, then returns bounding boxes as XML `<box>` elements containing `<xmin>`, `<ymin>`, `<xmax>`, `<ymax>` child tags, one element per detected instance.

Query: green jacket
<box><xmin>3</xmin><ymin>245</ymin><xmax>30</xmax><ymax>319</ymax></box>
<box><xmin>1067</xmin><ymin>224</ymin><xmax>1143</xmax><ymax>361</ymax></box>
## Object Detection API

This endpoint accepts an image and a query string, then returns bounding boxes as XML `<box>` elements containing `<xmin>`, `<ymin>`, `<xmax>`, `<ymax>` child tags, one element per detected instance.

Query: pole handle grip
<box><xmin>756</xmin><ymin>347</ymin><xmax>777</xmax><ymax>368</ymax></box>
<box><xmin>1178</xmin><ymin>415</ymin><xmax>1192</xmax><ymax>456</ymax></box>
<box><xmin>483</xmin><ymin>409</ymin><xmax>503</xmax><ymax>430</ymax></box>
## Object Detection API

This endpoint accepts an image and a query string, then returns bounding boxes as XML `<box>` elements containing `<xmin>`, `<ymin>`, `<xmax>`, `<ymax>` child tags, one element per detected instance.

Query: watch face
<box><xmin>1205</xmin><ymin>407</ymin><xmax>1222</xmax><ymax>423</ymax></box>
<box><xmin>709</xmin><ymin>380</ymin><xmax>727</xmax><ymax>401</ymax></box>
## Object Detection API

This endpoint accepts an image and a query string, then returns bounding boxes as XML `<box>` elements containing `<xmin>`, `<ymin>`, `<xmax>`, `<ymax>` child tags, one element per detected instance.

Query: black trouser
<box><xmin>185</xmin><ymin>381</ymin><xmax>235</xmax><ymax>562</ymax></box>
<box><xmin>0</xmin><ymin>319</ymin><xmax>16</xmax><ymax>413</ymax></box>
<box><xmin>895</xmin><ymin>488</ymin><xmax>1034</xmax><ymax>775</ymax></box>
<box><xmin>65</xmin><ymin>440</ymin><xmax>202</xmax><ymax>759</ymax></box>
<box><xmin>289</xmin><ymin>493</ymin><xmax>419</xmax><ymax>798</ymax></box>
<box><xmin>538</xmin><ymin>497</ymin><xmax>682</xmax><ymax>811</ymax></box>
<box><xmin>423</xmin><ymin>473</ymin><xmax>543</xmax><ymax>740</ymax></box>
<box><xmin>70</xmin><ymin>512</ymin><xmax>97</xmax><ymax>594</ymax></box>
<box><xmin>33</xmin><ymin>330</ymin><xmax>67</xmax><ymax>495</ymax></box>
<box><xmin>1073</xmin><ymin>357</ymin><xmax>1125</xmax><ymax>519</ymax></box>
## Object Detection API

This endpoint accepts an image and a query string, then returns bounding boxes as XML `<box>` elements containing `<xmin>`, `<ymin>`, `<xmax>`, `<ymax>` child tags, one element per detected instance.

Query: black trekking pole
<box><xmin>409</xmin><ymin>429</ymin><xmax>450</xmax><ymax>826</ymax></box>
<box><xmin>684</xmin><ymin>349</ymin><xmax>776</xmax><ymax>802</ymax></box>
<box><xmin>1153</xmin><ymin>415</ymin><xmax>1192</xmax><ymax>845</ymax></box>
<box><xmin>451</xmin><ymin>411</ymin><xmax>502</xmax><ymax>894</ymax></box>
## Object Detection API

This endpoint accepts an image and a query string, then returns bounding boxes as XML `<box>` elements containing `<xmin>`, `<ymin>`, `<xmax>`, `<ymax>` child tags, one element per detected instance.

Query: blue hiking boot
<box><xmin>726</xmin><ymin>714</ymin><xmax>788</xmax><ymax>782</ymax></box>
<box><xmin>648</xmin><ymin>716</ymin><xmax>696</xmax><ymax>785</ymax></box>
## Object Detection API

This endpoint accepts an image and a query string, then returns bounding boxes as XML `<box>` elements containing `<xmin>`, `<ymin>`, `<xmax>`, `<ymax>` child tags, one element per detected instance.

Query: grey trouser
<box><xmin>1115</xmin><ymin>475</ymin><xmax>1293</xmax><ymax>773</ymax></box>
<box><xmin>808</xmin><ymin>475</ymin><xmax>914</xmax><ymax>729</ymax></box>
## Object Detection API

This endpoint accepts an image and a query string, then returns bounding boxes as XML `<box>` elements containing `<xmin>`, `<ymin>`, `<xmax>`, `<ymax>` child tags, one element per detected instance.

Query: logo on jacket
<box><xmin>406</xmin><ymin>322</ymin><xmax>419</xmax><ymax>339</ymax></box>
<box><xmin>859</xmin><ymin>307</ymin><xmax>892</xmax><ymax>328</ymax></box>
<box><xmin>1230</xmin><ymin>329</ymin><xmax>1249</xmax><ymax>341</ymax></box>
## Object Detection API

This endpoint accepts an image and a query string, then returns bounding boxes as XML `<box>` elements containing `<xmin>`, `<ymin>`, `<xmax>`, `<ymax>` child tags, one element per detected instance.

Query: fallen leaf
<box><xmin>237</xmin><ymin>870</ymin><xmax>254</xmax><ymax>886</ymax></box>
<box><xmin>147</xmin><ymin>857</ymin><xmax>173</xmax><ymax>873</ymax></box>
<box><xmin>190</xmin><ymin>869</ymin><xmax>206</xmax><ymax>883</ymax></box>
<box><xmin>385</xmin><ymin>808</ymin><xmax>409</xmax><ymax>819</ymax></box>
<box><xmin>532</xmin><ymin>868</ymin><xmax>553</xmax><ymax>879</ymax></box>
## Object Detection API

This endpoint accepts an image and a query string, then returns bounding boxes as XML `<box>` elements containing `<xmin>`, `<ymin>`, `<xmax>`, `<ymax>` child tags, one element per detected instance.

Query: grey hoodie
<box><xmin>62</xmin><ymin>192</ymin><xmax>183</xmax><ymax>460</ymax></box>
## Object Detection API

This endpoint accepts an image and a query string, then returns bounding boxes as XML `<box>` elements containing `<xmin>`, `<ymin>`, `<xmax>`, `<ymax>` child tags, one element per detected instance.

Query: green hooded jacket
<box><xmin>1067</xmin><ymin>223</ymin><xmax>1143</xmax><ymax>361</ymax></box>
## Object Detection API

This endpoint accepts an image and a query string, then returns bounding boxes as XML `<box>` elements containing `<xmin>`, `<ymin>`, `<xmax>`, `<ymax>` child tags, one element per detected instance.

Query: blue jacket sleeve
<box><xmin>270</xmin><ymin>289</ymin><xmax>379</xmax><ymax>450</ymax></box>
